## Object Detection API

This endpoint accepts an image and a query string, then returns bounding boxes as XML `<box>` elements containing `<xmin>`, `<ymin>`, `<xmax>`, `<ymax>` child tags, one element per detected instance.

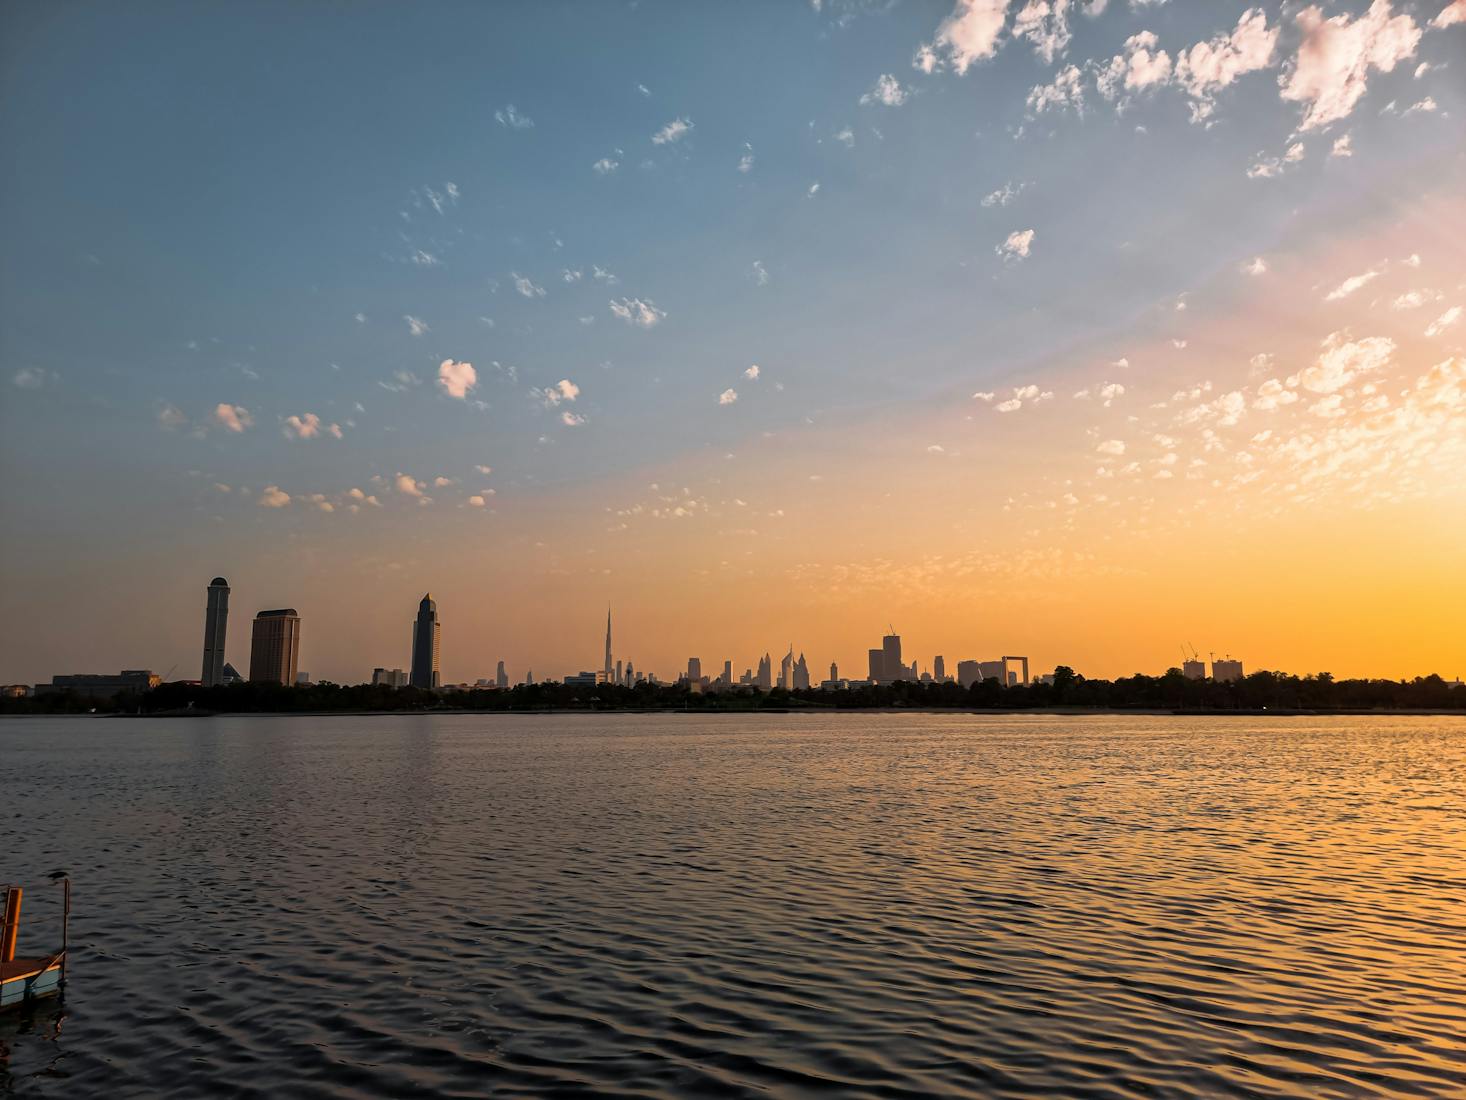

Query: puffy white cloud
<box><xmin>997</xmin><ymin>228</ymin><xmax>1036</xmax><ymax>261</ymax></box>
<box><xmin>1097</xmin><ymin>439</ymin><xmax>1127</xmax><ymax>455</ymax></box>
<box><xmin>609</xmin><ymin>297</ymin><xmax>666</xmax><ymax>327</ymax></box>
<box><xmin>719</xmin><ymin>388</ymin><xmax>739</xmax><ymax>406</ymax></box>
<box><xmin>651</xmin><ymin>117</ymin><xmax>693</xmax><ymax>144</ymax></box>
<box><xmin>1244</xmin><ymin>257</ymin><xmax>1269</xmax><ymax>275</ymax></box>
<box><xmin>745</xmin><ymin>365</ymin><xmax>761</xmax><ymax>380</ymax></box>
<box><xmin>512</xmin><ymin>273</ymin><xmax>546</xmax><ymax>298</ymax></box>
<box><xmin>214</xmin><ymin>403</ymin><xmax>252</xmax><ymax>432</ymax></box>
<box><xmin>468</xmin><ymin>495</ymin><xmax>486</xmax><ymax>507</ymax></box>
<box><xmin>1174</xmin><ymin>8</ymin><xmax>1278</xmax><ymax>120</ymax></box>
<box><xmin>1281</xmin><ymin>0</ymin><xmax>1422</xmax><ymax>131</ymax></box>
<box><xmin>395</xmin><ymin>473</ymin><xmax>424</xmax><ymax>497</ymax></box>
<box><xmin>995</xmin><ymin>398</ymin><xmax>1023</xmax><ymax>412</ymax></box>
<box><xmin>1425</xmin><ymin>305</ymin><xmax>1462</xmax><ymax>337</ymax></box>
<box><xmin>1252</xmin><ymin>378</ymin><xmax>1299</xmax><ymax>410</ymax></box>
<box><xmin>1325</xmin><ymin>269</ymin><xmax>1380</xmax><ymax>300</ymax></box>
<box><xmin>1331</xmin><ymin>133</ymin><xmax>1354</xmax><ymax>157</ymax></box>
<box><xmin>536</xmin><ymin>379</ymin><xmax>580</xmax><ymax>407</ymax></box>
<box><xmin>1099</xmin><ymin>382</ymin><xmax>1126</xmax><ymax>406</ymax></box>
<box><xmin>258</xmin><ymin>485</ymin><xmax>290</xmax><ymax>508</ymax></box>
<box><xmin>920</xmin><ymin>0</ymin><xmax>1009</xmax><ymax>75</ymax></box>
<box><xmin>474</xmin><ymin>464</ymin><xmax>493</xmax><ymax>476</ymax></box>
<box><xmin>1298</xmin><ymin>331</ymin><xmax>1395</xmax><ymax>393</ymax></box>
<box><xmin>560</xmin><ymin>411</ymin><xmax>586</xmax><ymax>426</ymax></box>
<box><xmin>283</xmin><ymin>413</ymin><xmax>325</xmax><ymax>439</ymax></box>
<box><xmin>1402</xmin><ymin>96</ymin><xmax>1438</xmax><ymax>115</ymax></box>
<box><xmin>972</xmin><ymin>391</ymin><xmax>995</xmax><ymax>401</ymax></box>
<box><xmin>592</xmin><ymin>157</ymin><xmax>619</xmax><ymax>175</ymax></box>
<box><xmin>1391</xmin><ymin>289</ymin><xmax>1434</xmax><ymax>310</ymax></box>
<box><xmin>437</xmin><ymin>359</ymin><xmax>477</xmax><ymax>399</ymax></box>
<box><xmin>1097</xmin><ymin>31</ymin><xmax>1173</xmax><ymax>101</ymax></box>
<box><xmin>495</xmin><ymin>104</ymin><xmax>534</xmax><ymax>129</ymax></box>
<box><xmin>404</xmin><ymin>314</ymin><xmax>429</xmax><ymax>336</ymax></box>
<box><xmin>860</xmin><ymin>73</ymin><xmax>908</xmax><ymax>106</ymax></box>
<box><xmin>1013</xmin><ymin>0</ymin><xmax>1074</xmax><ymax>63</ymax></box>
<box><xmin>1431</xmin><ymin>0</ymin><xmax>1466</xmax><ymax>28</ymax></box>
<box><xmin>1028</xmin><ymin>63</ymin><xmax>1085</xmax><ymax>114</ymax></box>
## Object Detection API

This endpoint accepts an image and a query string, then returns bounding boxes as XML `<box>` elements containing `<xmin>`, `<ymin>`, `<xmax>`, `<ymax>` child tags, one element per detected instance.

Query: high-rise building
<box><xmin>830</xmin><ymin>661</ymin><xmax>839</xmax><ymax>681</ymax></box>
<box><xmin>249</xmin><ymin>609</ymin><xmax>301</xmax><ymax>685</ymax></box>
<box><xmin>868</xmin><ymin>648</ymin><xmax>884</xmax><ymax>682</ymax></box>
<box><xmin>756</xmin><ymin>653</ymin><xmax>773</xmax><ymax>690</ymax></box>
<box><xmin>604</xmin><ymin>606</ymin><xmax>613</xmax><ymax>680</ymax></box>
<box><xmin>372</xmin><ymin>667</ymin><xmax>408</xmax><ymax>688</ymax></box>
<box><xmin>882</xmin><ymin>633</ymin><xmax>903</xmax><ymax>683</ymax></box>
<box><xmin>978</xmin><ymin>660</ymin><xmax>1005</xmax><ymax>683</ymax></box>
<box><xmin>933</xmin><ymin>655</ymin><xmax>946</xmax><ymax>683</ymax></box>
<box><xmin>616</xmin><ymin>659</ymin><xmax>623</xmax><ymax>686</ymax></box>
<box><xmin>1212</xmin><ymin>657</ymin><xmax>1244</xmax><ymax>683</ymax></box>
<box><xmin>722</xmin><ymin>660</ymin><xmax>733</xmax><ymax>686</ymax></box>
<box><xmin>956</xmin><ymin>660</ymin><xmax>981</xmax><ymax>688</ymax></box>
<box><xmin>1182</xmin><ymin>659</ymin><xmax>1206</xmax><ymax>680</ymax></box>
<box><xmin>201</xmin><ymin>577</ymin><xmax>230</xmax><ymax>687</ymax></box>
<box><xmin>778</xmin><ymin>648</ymin><xmax>794</xmax><ymax>690</ymax></box>
<box><xmin>496</xmin><ymin>660</ymin><xmax>509</xmax><ymax>689</ymax></box>
<box><xmin>410</xmin><ymin>594</ymin><xmax>441</xmax><ymax>689</ymax></box>
<box><xmin>688</xmin><ymin>657</ymin><xmax>702</xmax><ymax>682</ymax></box>
<box><xmin>793</xmin><ymin>653</ymin><xmax>810</xmax><ymax>690</ymax></box>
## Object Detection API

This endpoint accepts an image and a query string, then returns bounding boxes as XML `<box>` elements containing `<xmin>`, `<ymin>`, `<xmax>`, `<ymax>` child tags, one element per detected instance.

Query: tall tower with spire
<box><xmin>604</xmin><ymin>605</ymin><xmax>613</xmax><ymax>680</ymax></box>
<box><xmin>410</xmin><ymin>593</ymin><xmax>440</xmax><ymax>689</ymax></box>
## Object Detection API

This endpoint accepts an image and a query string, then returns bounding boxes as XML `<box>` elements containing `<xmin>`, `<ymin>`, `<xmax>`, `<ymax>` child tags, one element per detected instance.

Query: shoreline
<box><xmin>42</xmin><ymin>706</ymin><xmax>1466</xmax><ymax>719</ymax></box>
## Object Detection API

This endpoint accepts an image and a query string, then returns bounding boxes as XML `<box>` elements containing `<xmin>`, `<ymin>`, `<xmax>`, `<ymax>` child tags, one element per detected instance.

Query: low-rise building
<box><xmin>36</xmin><ymin>670</ymin><xmax>161</xmax><ymax>697</ymax></box>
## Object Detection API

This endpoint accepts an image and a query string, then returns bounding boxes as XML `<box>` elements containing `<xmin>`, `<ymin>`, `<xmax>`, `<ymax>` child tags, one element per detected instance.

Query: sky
<box><xmin>2</xmin><ymin>0</ymin><xmax>1464</xmax><ymax>686</ymax></box>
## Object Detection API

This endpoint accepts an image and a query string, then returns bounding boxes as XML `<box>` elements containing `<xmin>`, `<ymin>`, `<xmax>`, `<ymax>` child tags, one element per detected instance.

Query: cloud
<box><xmin>1244</xmin><ymin>257</ymin><xmax>1269</xmax><ymax>275</ymax></box>
<box><xmin>1425</xmin><ymin>305</ymin><xmax>1462</xmax><ymax>337</ymax></box>
<box><xmin>919</xmin><ymin>0</ymin><xmax>1009</xmax><ymax>75</ymax></box>
<box><xmin>807</xmin><ymin>182</ymin><xmax>821</xmax><ymax>198</ymax></box>
<box><xmin>1097</xmin><ymin>439</ymin><xmax>1127</xmax><ymax>455</ymax></box>
<box><xmin>1391</xmin><ymin>290</ymin><xmax>1434</xmax><ymax>310</ymax></box>
<box><xmin>995</xmin><ymin>398</ymin><xmax>1023</xmax><ymax>412</ymax></box>
<box><xmin>437</xmin><ymin>359</ymin><xmax>477</xmax><ymax>399</ymax></box>
<box><xmin>1098</xmin><ymin>382</ymin><xmax>1126</xmax><ymax>406</ymax></box>
<box><xmin>1281</xmin><ymin>0</ymin><xmax>1422</xmax><ymax>131</ymax></box>
<box><xmin>258</xmin><ymin>485</ymin><xmax>290</xmax><ymax>508</ymax></box>
<box><xmin>1097</xmin><ymin>31</ymin><xmax>1173</xmax><ymax>102</ymax></box>
<box><xmin>1298</xmin><ymin>331</ymin><xmax>1395</xmax><ymax>393</ymax></box>
<box><xmin>512</xmin><ymin>273</ymin><xmax>546</xmax><ymax>298</ymax></box>
<box><xmin>996</xmin><ymin>228</ymin><xmax>1036</xmax><ymax>261</ymax></box>
<box><xmin>972</xmin><ymin>391</ymin><xmax>995</xmax><ymax>402</ymax></box>
<box><xmin>592</xmin><ymin>157</ymin><xmax>619</xmax><ymax>174</ymax></box>
<box><xmin>1402</xmin><ymin>96</ymin><xmax>1438</xmax><ymax>115</ymax></box>
<box><xmin>592</xmin><ymin>265</ymin><xmax>618</xmax><ymax>284</ymax></box>
<box><xmin>981</xmin><ymin>181</ymin><xmax>1025</xmax><ymax>207</ymax></box>
<box><xmin>751</xmin><ymin>260</ymin><xmax>769</xmax><ymax>286</ymax></box>
<box><xmin>410</xmin><ymin>250</ymin><xmax>440</xmax><ymax>266</ymax></box>
<box><xmin>283</xmin><ymin>413</ymin><xmax>325</xmax><ymax>439</ymax></box>
<box><xmin>404</xmin><ymin>314</ymin><xmax>429</xmax><ymax>336</ymax></box>
<box><xmin>495</xmin><ymin>104</ymin><xmax>534</xmax><ymax>129</ymax></box>
<box><xmin>560</xmin><ymin>411</ymin><xmax>586</xmax><ymax>426</ymax></box>
<box><xmin>609</xmin><ymin>298</ymin><xmax>666</xmax><ymax>327</ymax></box>
<box><xmin>157</xmin><ymin>403</ymin><xmax>187</xmax><ymax>429</ymax></box>
<box><xmin>474</xmin><ymin>464</ymin><xmax>493</xmax><ymax>476</ymax></box>
<box><xmin>1433</xmin><ymin>0</ymin><xmax>1466</xmax><ymax>28</ymax></box>
<box><xmin>1252</xmin><ymin>378</ymin><xmax>1299</xmax><ymax>410</ymax></box>
<box><xmin>1325</xmin><ymin>269</ymin><xmax>1380</xmax><ymax>300</ymax></box>
<box><xmin>214</xmin><ymin>403</ymin><xmax>252</xmax><ymax>432</ymax></box>
<box><xmin>1013</xmin><ymin>0</ymin><xmax>1075</xmax><ymax>63</ymax></box>
<box><xmin>738</xmin><ymin>146</ymin><xmax>755</xmax><ymax>173</ymax></box>
<box><xmin>860</xmin><ymin>73</ymin><xmax>908</xmax><ymax>106</ymax></box>
<box><xmin>1331</xmin><ymin>133</ymin><xmax>1354</xmax><ymax>157</ymax></box>
<box><xmin>536</xmin><ymin>379</ymin><xmax>580</xmax><ymax>407</ymax></box>
<box><xmin>719</xmin><ymin>388</ymin><xmax>739</xmax><ymax>405</ymax></box>
<box><xmin>396</xmin><ymin>473</ymin><xmax>424</xmax><ymax>497</ymax></box>
<box><xmin>1028</xmin><ymin>63</ymin><xmax>1085</xmax><ymax>114</ymax></box>
<box><xmin>745</xmin><ymin>364</ymin><xmax>761</xmax><ymax>380</ymax></box>
<box><xmin>12</xmin><ymin>367</ymin><xmax>57</xmax><ymax>389</ymax></box>
<box><xmin>834</xmin><ymin>126</ymin><xmax>855</xmax><ymax>147</ymax></box>
<box><xmin>1174</xmin><ymin>7</ymin><xmax>1279</xmax><ymax>121</ymax></box>
<box><xmin>468</xmin><ymin>495</ymin><xmax>486</xmax><ymax>507</ymax></box>
<box><xmin>651</xmin><ymin>117</ymin><xmax>693</xmax><ymax>144</ymax></box>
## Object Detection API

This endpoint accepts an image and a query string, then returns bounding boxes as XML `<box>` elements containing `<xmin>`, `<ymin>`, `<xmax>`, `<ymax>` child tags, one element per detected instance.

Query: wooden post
<box><xmin>1</xmin><ymin>886</ymin><xmax>20</xmax><ymax>963</ymax></box>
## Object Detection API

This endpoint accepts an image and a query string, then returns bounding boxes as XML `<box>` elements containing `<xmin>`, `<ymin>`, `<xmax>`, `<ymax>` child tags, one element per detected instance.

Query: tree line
<box><xmin>3</xmin><ymin>667</ymin><xmax>1463</xmax><ymax>714</ymax></box>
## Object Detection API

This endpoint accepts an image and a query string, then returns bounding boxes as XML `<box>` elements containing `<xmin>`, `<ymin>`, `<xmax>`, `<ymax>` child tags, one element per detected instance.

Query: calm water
<box><xmin>2</xmin><ymin>713</ymin><xmax>1464</xmax><ymax>1098</ymax></box>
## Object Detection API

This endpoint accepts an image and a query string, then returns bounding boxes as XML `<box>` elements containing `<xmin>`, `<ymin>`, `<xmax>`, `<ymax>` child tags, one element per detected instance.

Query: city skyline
<box><xmin>3</xmin><ymin>1</ymin><xmax>1465</xmax><ymax>685</ymax></box>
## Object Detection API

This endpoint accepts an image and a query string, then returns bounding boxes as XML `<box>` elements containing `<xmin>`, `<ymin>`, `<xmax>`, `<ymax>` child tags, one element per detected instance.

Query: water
<box><xmin>3</xmin><ymin>713</ymin><xmax>1464</xmax><ymax>1098</ymax></box>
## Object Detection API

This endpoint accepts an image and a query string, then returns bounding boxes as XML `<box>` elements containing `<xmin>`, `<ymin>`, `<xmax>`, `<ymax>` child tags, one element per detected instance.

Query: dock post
<box><xmin>1</xmin><ymin>886</ymin><xmax>20</xmax><ymax>963</ymax></box>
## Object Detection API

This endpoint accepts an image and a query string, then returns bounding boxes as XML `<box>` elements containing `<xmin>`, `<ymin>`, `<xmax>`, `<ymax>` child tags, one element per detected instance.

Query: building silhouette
<box><xmin>410</xmin><ymin>594</ymin><xmax>441</xmax><ymax>689</ymax></box>
<box><xmin>496</xmin><ymin>660</ymin><xmax>509</xmax><ymax>689</ymax></box>
<box><xmin>933</xmin><ymin>655</ymin><xmax>946</xmax><ymax>683</ymax></box>
<box><xmin>688</xmin><ymin>657</ymin><xmax>702</xmax><ymax>682</ymax></box>
<box><xmin>881</xmin><ymin>633</ymin><xmax>903</xmax><ymax>683</ymax></box>
<box><xmin>249</xmin><ymin>609</ymin><xmax>300</xmax><ymax>685</ymax></box>
<box><xmin>756</xmin><ymin>653</ymin><xmax>773</xmax><ymax>690</ymax></box>
<box><xmin>201</xmin><ymin>577</ymin><xmax>230</xmax><ymax>687</ymax></box>
<box><xmin>1213</xmin><ymin>657</ymin><xmax>1244</xmax><ymax>682</ymax></box>
<box><xmin>604</xmin><ymin>606</ymin><xmax>613</xmax><ymax>680</ymax></box>
<box><xmin>372</xmin><ymin>667</ymin><xmax>407</xmax><ymax>688</ymax></box>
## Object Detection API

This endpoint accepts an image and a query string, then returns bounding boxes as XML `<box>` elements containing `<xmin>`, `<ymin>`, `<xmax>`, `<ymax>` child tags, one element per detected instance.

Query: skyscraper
<box><xmin>756</xmin><ymin>653</ymin><xmax>772</xmax><ymax>690</ymax></box>
<box><xmin>933</xmin><ymin>655</ymin><xmax>946</xmax><ymax>683</ymax></box>
<box><xmin>793</xmin><ymin>652</ymin><xmax>810</xmax><ymax>690</ymax></box>
<box><xmin>496</xmin><ymin>660</ymin><xmax>509</xmax><ymax>689</ymax></box>
<box><xmin>249</xmin><ymin>609</ymin><xmax>300</xmax><ymax>685</ymax></box>
<box><xmin>201</xmin><ymin>577</ymin><xmax>229</xmax><ymax>687</ymax></box>
<box><xmin>868</xmin><ymin>648</ymin><xmax>884</xmax><ymax>682</ymax></box>
<box><xmin>604</xmin><ymin>606</ymin><xmax>613</xmax><ymax>680</ymax></box>
<box><xmin>882</xmin><ymin>632</ymin><xmax>903</xmax><ymax>683</ymax></box>
<box><xmin>410</xmin><ymin>594</ymin><xmax>440</xmax><ymax>689</ymax></box>
<box><xmin>779</xmin><ymin>648</ymin><xmax>793</xmax><ymax>690</ymax></box>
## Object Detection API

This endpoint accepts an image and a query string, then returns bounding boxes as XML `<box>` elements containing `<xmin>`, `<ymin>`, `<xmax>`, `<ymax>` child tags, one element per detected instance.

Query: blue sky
<box><xmin>3</xmin><ymin>0</ymin><xmax>1464</xmax><ymax>683</ymax></box>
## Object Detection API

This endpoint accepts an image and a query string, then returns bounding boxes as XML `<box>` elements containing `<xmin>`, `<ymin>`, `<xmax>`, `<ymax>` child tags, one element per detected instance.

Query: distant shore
<box><xmin>54</xmin><ymin>705</ymin><xmax>1466</xmax><ymax>719</ymax></box>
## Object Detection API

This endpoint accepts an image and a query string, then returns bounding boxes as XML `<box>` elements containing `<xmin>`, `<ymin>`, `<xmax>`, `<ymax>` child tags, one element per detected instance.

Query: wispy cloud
<box><xmin>495</xmin><ymin>104</ymin><xmax>534</xmax><ymax>130</ymax></box>
<box><xmin>12</xmin><ymin>367</ymin><xmax>57</xmax><ymax>389</ymax></box>
<box><xmin>609</xmin><ymin>298</ymin><xmax>666</xmax><ymax>327</ymax></box>
<box><xmin>1325</xmin><ymin>269</ymin><xmax>1380</xmax><ymax>300</ymax></box>
<box><xmin>651</xmin><ymin>117</ymin><xmax>693</xmax><ymax>145</ymax></box>
<box><xmin>512</xmin><ymin>272</ymin><xmax>546</xmax><ymax>298</ymax></box>
<box><xmin>751</xmin><ymin>260</ymin><xmax>769</xmax><ymax>286</ymax></box>
<box><xmin>860</xmin><ymin>74</ymin><xmax>908</xmax><ymax>106</ymax></box>
<box><xmin>1425</xmin><ymin>305</ymin><xmax>1461</xmax><ymax>337</ymax></box>
<box><xmin>404</xmin><ymin>314</ymin><xmax>429</xmax><ymax>336</ymax></box>
<box><xmin>592</xmin><ymin>157</ymin><xmax>619</xmax><ymax>175</ymax></box>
